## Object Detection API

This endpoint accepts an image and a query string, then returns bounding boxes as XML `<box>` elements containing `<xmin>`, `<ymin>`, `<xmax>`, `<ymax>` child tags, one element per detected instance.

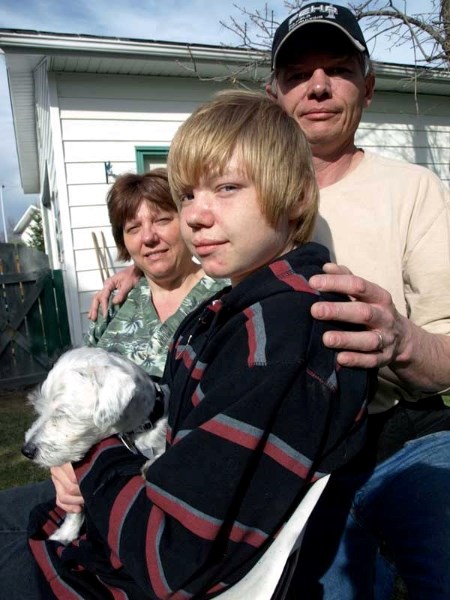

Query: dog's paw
<box><xmin>49</xmin><ymin>511</ymin><xmax>85</xmax><ymax>546</ymax></box>
<box><xmin>140</xmin><ymin>446</ymin><xmax>166</xmax><ymax>479</ymax></box>
<box><xmin>141</xmin><ymin>458</ymin><xmax>156</xmax><ymax>479</ymax></box>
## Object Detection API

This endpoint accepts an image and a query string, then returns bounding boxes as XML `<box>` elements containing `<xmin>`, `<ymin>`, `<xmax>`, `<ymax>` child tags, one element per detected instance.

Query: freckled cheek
<box><xmin>166</xmin><ymin>225</ymin><xmax>183</xmax><ymax>246</ymax></box>
<box><xmin>179</xmin><ymin>221</ymin><xmax>193</xmax><ymax>246</ymax></box>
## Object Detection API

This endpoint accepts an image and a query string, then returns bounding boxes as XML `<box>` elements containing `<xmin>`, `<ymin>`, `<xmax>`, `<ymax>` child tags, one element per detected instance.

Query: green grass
<box><xmin>0</xmin><ymin>388</ymin><xmax>49</xmax><ymax>489</ymax></box>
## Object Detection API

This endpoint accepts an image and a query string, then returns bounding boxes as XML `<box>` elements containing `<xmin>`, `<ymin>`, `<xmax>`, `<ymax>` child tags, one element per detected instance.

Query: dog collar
<box><xmin>118</xmin><ymin>382</ymin><xmax>166</xmax><ymax>455</ymax></box>
<box><xmin>118</xmin><ymin>432</ymin><xmax>141</xmax><ymax>455</ymax></box>
<box><xmin>133</xmin><ymin>382</ymin><xmax>166</xmax><ymax>433</ymax></box>
<box><xmin>150</xmin><ymin>382</ymin><xmax>166</xmax><ymax>421</ymax></box>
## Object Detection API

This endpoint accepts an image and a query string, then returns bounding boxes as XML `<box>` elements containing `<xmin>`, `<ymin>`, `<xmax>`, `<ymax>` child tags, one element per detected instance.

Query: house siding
<box><xmin>34</xmin><ymin>60</ymin><xmax>55</xmax><ymax>256</ymax></box>
<box><xmin>34</xmin><ymin>64</ymin><xmax>87</xmax><ymax>343</ymax></box>
<box><xmin>49</xmin><ymin>71</ymin><xmax>449</xmax><ymax>345</ymax></box>
<box><xmin>360</xmin><ymin>90</ymin><xmax>450</xmax><ymax>184</ymax></box>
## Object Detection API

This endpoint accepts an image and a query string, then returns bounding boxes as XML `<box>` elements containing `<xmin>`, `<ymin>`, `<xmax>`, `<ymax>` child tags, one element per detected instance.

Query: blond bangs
<box><xmin>168</xmin><ymin>90</ymin><xmax>319</xmax><ymax>245</ymax></box>
<box><xmin>168</xmin><ymin>100</ymin><xmax>246</xmax><ymax>202</ymax></box>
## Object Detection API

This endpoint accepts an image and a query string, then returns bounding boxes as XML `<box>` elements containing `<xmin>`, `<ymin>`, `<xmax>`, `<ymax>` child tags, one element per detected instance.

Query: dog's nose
<box><xmin>21</xmin><ymin>442</ymin><xmax>37</xmax><ymax>460</ymax></box>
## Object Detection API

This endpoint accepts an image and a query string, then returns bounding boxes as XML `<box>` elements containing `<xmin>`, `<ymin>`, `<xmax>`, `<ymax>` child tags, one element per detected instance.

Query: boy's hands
<box><xmin>51</xmin><ymin>464</ymin><xmax>84</xmax><ymax>513</ymax></box>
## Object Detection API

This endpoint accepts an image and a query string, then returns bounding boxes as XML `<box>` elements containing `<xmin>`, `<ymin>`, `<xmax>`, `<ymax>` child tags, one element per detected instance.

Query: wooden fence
<box><xmin>0</xmin><ymin>243</ymin><xmax>71</xmax><ymax>389</ymax></box>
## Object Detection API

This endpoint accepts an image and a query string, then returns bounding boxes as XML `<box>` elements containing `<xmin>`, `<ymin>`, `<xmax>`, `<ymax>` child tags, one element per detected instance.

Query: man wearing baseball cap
<box><xmin>266</xmin><ymin>3</ymin><xmax>450</xmax><ymax>598</ymax></box>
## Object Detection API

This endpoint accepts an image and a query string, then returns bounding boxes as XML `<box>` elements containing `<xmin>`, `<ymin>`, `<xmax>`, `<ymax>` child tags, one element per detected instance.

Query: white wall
<box><xmin>49</xmin><ymin>71</ymin><xmax>449</xmax><ymax>345</ymax></box>
<box><xmin>35</xmin><ymin>62</ymin><xmax>83</xmax><ymax>344</ymax></box>
<box><xmin>34</xmin><ymin>61</ymin><xmax>57</xmax><ymax>265</ymax></box>
<box><xmin>360</xmin><ymin>90</ymin><xmax>450</xmax><ymax>185</ymax></box>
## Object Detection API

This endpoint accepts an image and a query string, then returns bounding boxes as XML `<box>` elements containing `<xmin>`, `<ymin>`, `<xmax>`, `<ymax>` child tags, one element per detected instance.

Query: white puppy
<box><xmin>22</xmin><ymin>346</ymin><xmax>168</xmax><ymax>545</ymax></box>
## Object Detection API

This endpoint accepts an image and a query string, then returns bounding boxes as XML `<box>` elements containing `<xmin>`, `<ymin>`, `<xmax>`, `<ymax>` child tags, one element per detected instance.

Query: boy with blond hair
<box><xmin>23</xmin><ymin>91</ymin><xmax>372</xmax><ymax>599</ymax></box>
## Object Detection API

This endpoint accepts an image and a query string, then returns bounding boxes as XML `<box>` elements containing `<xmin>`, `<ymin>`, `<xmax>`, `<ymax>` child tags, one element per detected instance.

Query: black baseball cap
<box><xmin>271</xmin><ymin>3</ymin><xmax>369</xmax><ymax>69</ymax></box>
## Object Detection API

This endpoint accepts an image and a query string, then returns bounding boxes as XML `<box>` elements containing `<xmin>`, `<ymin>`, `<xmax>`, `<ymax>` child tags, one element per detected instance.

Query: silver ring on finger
<box><xmin>374</xmin><ymin>330</ymin><xmax>384</xmax><ymax>352</ymax></box>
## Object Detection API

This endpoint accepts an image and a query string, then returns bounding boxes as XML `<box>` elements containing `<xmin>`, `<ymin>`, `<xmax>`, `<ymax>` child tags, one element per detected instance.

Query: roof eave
<box><xmin>0</xmin><ymin>29</ymin><xmax>448</xmax><ymax>196</ymax></box>
<box><xmin>0</xmin><ymin>29</ymin><xmax>267</xmax><ymax>66</ymax></box>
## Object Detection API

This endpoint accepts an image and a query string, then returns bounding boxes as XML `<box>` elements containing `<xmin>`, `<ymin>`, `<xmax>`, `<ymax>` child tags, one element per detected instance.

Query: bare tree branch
<box><xmin>219</xmin><ymin>3</ymin><xmax>279</xmax><ymax>50</ymax></box>
<box><xmin>220</xmin><ymin>0</ymin><xmax>449</xmax><ymax>69</ymax></box>
<box><xmin>350</xmin><ymin>0</ymin><xmax>449</xmax><ymax>67</ymax></box>
<box><xmin>175</xmin><ymin>46</ymin><xmax>265</xmax><ymax>88</ymax></box>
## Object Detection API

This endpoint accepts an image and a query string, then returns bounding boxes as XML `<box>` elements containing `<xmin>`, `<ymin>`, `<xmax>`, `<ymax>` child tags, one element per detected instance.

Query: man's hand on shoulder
<box><xmin>308</xmin><ymin>263</ymin><xmax>450</xmax><ymax>394</ymax></box>
<box><xmin>88</xmin><ymin>265</ymin><xmax>142</xmax><ymax>321</ymax></box>
<box><xmin>308</xmin><ymin>263</ymin><xmax>407</xmax><ymax>369</ymax></box>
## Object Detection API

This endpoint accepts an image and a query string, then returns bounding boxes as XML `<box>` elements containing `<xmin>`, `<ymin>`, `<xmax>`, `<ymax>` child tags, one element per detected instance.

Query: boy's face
<box><xmin>178</xmin><ymin>153</ymin><xmax>296</xmax><ymax>286</ymax></box>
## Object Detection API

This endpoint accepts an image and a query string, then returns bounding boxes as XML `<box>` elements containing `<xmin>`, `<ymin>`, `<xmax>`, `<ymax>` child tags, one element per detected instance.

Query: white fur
<box><xmin>23</xmin><ymin>347</ymin><xmax>168</xmax><ymax>545</ymax></box>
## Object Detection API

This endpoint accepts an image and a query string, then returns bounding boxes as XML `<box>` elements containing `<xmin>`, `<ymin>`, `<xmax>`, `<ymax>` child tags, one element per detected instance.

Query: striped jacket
<box><xmin>28</xmin><ymin>242</ymin><xmax>372</xmax><ymax>599</ymax></box>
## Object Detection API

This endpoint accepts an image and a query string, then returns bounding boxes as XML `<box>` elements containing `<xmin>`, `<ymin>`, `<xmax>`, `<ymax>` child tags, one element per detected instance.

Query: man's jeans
<box><xmin>292</xmin><ymin>430</ymin><xmax>450</xmax><ymax>600</ymax></box>
<box><xmin>0</xmin><ymin>480</ymin><xmax>54</xmax><ymax>599</ymax></box>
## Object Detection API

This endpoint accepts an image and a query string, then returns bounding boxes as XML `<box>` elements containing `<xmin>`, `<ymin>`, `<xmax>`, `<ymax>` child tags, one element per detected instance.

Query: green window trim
<box><xmin>135</xmin><ymin>146</ymin><xmax>169</xmax><ymax>173</ymax></box>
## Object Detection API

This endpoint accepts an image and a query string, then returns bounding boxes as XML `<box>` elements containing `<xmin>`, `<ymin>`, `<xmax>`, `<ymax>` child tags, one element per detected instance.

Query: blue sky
<box><xmin>0</xmin><ymin>0</ymin><xmax>435</xmax><ymax>229</ymax></box>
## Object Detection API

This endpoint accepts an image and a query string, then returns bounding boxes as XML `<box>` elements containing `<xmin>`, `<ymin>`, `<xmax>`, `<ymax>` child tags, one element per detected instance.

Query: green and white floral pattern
<box><xmin>85</xmin><ymin>276</ymin><xmax>226</xmax><ymax>378</ymax></box>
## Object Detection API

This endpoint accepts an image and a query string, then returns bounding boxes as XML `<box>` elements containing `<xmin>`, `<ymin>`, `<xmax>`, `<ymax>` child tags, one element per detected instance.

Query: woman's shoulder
<box><xmin>199</xmin><ymin>275</ymin><xmax>229</xmax><ymax>294</ymax></box>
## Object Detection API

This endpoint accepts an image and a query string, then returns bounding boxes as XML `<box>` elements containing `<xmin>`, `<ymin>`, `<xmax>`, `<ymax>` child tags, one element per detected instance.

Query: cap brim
<box><xmin>272</xmin><ymin>21</ymin><xmax>366</xmax><ymax>69</ymax></box>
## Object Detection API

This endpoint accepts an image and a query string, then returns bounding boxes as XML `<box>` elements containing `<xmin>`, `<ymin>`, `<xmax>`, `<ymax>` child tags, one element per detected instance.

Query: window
<box><xmin>135</xmin><ymin>147</ymin><xmax>169</xmax><ymax>173</ymax></box>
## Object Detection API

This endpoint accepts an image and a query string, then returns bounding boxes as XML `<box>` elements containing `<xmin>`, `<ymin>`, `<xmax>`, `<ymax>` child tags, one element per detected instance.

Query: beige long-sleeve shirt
<box><xmin>315</xmin><ymin>151</ymin><xmax>450</xmax><ymax>412</ymax></box>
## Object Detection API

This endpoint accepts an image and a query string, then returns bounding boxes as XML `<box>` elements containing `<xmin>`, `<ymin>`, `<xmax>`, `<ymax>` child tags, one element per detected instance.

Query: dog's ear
<box><xmin>92</xmin><ymin>366</ymin><xmax>137</xmax><ymax>429</ymax></box>
<box><xmin>27</xmin><ymin>385</ymin><xmax>42</xmax><ymax>412</ymax></box>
